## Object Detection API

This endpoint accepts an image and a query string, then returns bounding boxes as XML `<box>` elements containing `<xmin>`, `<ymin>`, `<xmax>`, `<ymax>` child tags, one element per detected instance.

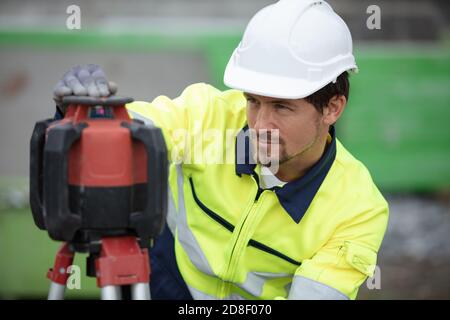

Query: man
<box><xmin>53</xmin><ymin>0</ymin><xmax>388</xmax><ymax>300</ymax></box>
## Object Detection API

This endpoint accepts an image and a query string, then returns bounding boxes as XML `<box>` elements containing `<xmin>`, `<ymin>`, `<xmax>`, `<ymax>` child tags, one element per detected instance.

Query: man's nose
<box><xmin>253</xmin><ymin>106</ymin><xmax>276</xmax><ymax>132</ymax></box>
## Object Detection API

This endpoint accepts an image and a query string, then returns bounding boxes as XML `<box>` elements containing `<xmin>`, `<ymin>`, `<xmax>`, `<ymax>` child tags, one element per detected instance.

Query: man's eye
<box><xmin>274</xmin><ymin>104</ymin><xmax>291</xmax><ymax>111</ymax></box>
<box><xmin>246</xmin><ymin>98</ymin><xmax>258</xmax><ymax>106</ymax></box>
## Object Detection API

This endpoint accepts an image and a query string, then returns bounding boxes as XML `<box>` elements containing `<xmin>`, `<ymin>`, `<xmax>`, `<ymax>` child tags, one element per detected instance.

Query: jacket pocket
<box><xmin>344</xmin><ymin>241</ymin><xmax>377</xmax><ymax>277</ymax></box>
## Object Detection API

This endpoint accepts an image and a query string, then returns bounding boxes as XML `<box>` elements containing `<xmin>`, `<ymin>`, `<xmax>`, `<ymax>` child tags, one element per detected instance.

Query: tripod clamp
<box><xmin>48</xmin><ymin>237</ymin><xmax>150</xmax><ymax>300</ymax></box>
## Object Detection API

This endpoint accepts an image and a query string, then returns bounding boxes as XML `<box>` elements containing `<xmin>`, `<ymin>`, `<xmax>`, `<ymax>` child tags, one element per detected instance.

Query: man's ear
<box><xmin>322</xmin><ymin>95</ymin><xmax>347</xmax><ymax>125</ymax></box>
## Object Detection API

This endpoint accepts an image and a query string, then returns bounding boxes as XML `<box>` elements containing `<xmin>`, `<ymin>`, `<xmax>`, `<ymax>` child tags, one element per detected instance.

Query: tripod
<box><xmin>47</xmin><ymin>236</ymin><xmax>151</xmax><ymax>300</ymax></box>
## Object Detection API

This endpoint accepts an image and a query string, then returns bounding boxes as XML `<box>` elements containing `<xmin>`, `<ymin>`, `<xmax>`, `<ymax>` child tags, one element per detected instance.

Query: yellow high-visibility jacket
<box><xmin>126</xmin><ymin>83</ymin><xmax>389</xmax><ymax>300</ymax></box>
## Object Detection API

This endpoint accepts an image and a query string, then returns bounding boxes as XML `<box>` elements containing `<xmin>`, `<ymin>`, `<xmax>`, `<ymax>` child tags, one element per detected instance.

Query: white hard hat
<box><xmin>224</xmin><ymin>0</ymin><xmax>358</xmax><ymax>99</ymax></box>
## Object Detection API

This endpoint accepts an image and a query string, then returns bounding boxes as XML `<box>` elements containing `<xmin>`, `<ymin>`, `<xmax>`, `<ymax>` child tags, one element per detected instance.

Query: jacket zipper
<box><xmin>219</xmin><ymin>176</ymin><xmax>263</xmax><ymax>297</ymax></box>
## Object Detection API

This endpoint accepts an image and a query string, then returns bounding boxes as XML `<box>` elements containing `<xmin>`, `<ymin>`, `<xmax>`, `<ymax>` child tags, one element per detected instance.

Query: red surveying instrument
<box><xmin>30</xmin><ymin>96</ymin><xmax>168</xmax><ymax>299</ymax></box>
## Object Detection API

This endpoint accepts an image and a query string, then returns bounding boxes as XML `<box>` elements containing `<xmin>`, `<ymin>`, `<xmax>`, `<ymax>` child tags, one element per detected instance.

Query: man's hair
<box><xmin>304</xmin><ymin>71</ymin><xmax>349</xmax><ymax>113</ymax></box>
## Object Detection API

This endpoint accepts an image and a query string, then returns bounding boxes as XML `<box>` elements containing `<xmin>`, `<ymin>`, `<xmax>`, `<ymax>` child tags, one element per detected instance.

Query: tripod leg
<box><xmin>101</xmin><ymin>285</ymin><xmax>122</xmax><ymax>300</ymax></box>
<box><xmin>48</xmin><ymin>282</ymin><xmax>66</xmax><ymax>300</ymax></box>
<box><xmin>131</xmin><ymin>283</ymin><xmax>151</xmax><ymax>300</ymax></box>
<box><xmin>47</xmin><ymin>243</ymin><xmax>74</xmax><ymax>300</ymax></box>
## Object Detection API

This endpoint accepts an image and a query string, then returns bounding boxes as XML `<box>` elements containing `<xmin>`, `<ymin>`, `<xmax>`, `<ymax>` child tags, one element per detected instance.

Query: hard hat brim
<box><xmin>224</xmin><ymin>61</ymin><xmax>357</xmax><ymax>100</ymax></box>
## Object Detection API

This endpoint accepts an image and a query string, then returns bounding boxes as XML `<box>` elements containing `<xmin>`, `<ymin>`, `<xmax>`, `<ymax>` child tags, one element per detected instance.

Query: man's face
<box><xmin>245</xmin><ymin>92</ymin><xmax>324</xmax><ymax>167</ymax></box>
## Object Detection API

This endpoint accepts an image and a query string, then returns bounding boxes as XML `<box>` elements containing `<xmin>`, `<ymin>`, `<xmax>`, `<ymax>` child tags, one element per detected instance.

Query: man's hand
<box><xmin>53</xmin><ymin>64</ymin><xmax>118</xmax><ymax>114</ymax></box>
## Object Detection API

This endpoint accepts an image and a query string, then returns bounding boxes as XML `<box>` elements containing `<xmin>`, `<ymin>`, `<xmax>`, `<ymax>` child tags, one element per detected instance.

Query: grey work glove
<box><xmin>53</xmin><ymin>64</ymin><xmax>118</xmax><ymax>114</ymax></box>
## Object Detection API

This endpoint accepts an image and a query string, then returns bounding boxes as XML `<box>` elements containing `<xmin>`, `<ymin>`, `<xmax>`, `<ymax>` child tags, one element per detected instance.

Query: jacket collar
<box><xmin>235</xmin><ymin>125</ymin><xmax>337</xmax><ymax>223</ymax></box>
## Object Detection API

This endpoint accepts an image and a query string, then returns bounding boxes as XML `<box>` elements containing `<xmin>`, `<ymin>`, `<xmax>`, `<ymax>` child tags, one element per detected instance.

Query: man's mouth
<box><xmin>257</xmin><ymin>138</ymin><xmax>280</xmax><ymax>145</ymax></box>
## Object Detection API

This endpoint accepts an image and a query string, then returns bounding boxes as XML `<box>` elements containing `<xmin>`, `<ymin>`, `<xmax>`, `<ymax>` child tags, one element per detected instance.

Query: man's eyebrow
<box><xmin>243</xmin><ymin>93</ymin><xmax>294</xmax><ymax>105</ymax></box>
<box><xmin>267</xmin><ymin>98</ymin><xmax>296</xmax><ymax>106</ymax></box>
<box><xmin>270</xmin><ymin>99</ymin><xmax>293</xmax><ymax>105</ymax></box>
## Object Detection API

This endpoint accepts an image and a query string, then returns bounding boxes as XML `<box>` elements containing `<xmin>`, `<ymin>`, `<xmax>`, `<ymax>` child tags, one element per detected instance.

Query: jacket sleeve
<box><xmin>125</xmin><ymin>83</ymin><xmax>212</xmax><ymax>164</ymax></box>
<box><xmin>125</xmin><ymin>82</ymin><xmax>247</xmax><ymax>166</ymax></box>
<box><xmin>285</xmin><ymin>198</ymin><xmax>389</xmax><ymax>300</ymax></box>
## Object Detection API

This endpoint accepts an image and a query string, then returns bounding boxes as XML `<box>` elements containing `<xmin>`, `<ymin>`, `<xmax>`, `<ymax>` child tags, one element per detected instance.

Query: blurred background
<box><xmin>0</xmin><ymin>0</ymin><xmax>449</xmax><ymax>299</ymax></box>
